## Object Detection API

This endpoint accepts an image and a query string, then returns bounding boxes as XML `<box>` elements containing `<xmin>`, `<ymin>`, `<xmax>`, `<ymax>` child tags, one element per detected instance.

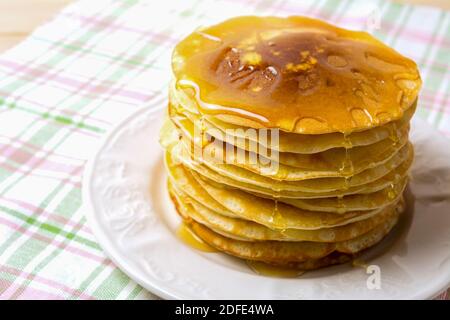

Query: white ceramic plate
<box><xmin>83</xmin><ymin>106</ymin><xmax>450</xmax><ymax>300</ymax></box>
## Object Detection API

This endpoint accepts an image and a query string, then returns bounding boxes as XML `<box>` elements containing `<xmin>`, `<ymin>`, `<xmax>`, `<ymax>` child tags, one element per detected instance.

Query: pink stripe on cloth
<box><xmin>0</xmin><ymin>265</ymin><xmax>94</xmax><ymax>300</ymax></box>
<box><xmin>0</xmin><ymin>134</ymin><xmax>86</xmax><ymax>162</ymax></box>
<box><xmin>0</xmin><ymin>60</ymin><xmax>152</xmax><ymax>102</ymax></box>
<box><xmin>0</xmin><ymin>162</ymin><xmax>82</xmax><ymax>188</ymax></box>
<box><xmin>61</xmin><ymin>12</ymin><xmax>179</xmax><ymax>45</ymax></box>
<box><xmin>420</xmin><ymin>93</ymin><xmax>450</xmax><ymax>113</ymax></box>
<box><xmin>0</xmin><ymin>196</ymin><xmax>92</xmax><ymax>235</ymax></box>
<box><xmin>0</xmin><ymin>216</ymin><xmax>106</xmax><ymax>264</ymax></box>
<box><xmin>1</xmin><ymin>143</ymin><xmax>82</xmax><ymax>173</ymax></box>
<box><xmin>16</xmin><ymin>285</ymin><xmax>65</xmax><ymax>300</ymax></box>
<box><xmin>0</xmin><ymin>279</ymin><xmax>64</xmax><ymax>300</ymax></box>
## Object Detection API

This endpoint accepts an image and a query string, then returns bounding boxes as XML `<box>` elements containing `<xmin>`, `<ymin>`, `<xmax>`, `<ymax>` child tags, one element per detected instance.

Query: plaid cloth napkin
<box><xmin>0</xmin><ymin>0</ymin><xmax>448</xmax><ymax>300</ymax></box>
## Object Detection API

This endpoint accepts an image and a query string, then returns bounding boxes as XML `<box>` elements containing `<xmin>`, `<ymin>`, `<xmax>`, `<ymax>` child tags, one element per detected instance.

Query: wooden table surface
<box><xmin>0</xmin><ymin>0</ymin><xmax>449</xmax><ymax>53</ymax></box>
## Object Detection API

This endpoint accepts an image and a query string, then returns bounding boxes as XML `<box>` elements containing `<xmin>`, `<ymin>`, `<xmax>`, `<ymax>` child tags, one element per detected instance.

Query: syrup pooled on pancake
<box><xmin>172</xmin><ymin>16</ymin><xmax>421</xmax><ymax>134</ymax></box>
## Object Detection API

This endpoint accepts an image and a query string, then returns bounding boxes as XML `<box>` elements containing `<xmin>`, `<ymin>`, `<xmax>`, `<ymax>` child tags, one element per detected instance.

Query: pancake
<box><xmin>170</xmin><ymin>86</ymin><xmax>416</xmax><ymax>154</ymax></box>
<box><xmin>175</xmin><ymin>119</ymin><xmax>410</xmax><ymax>181</ymax></box>
<box><xmin>279</xmin><ymin>179</ymin><xmax>406</xmax><ymax>213</ymax></box>
<box><xmin>169</xmin><ymin>111</ymin><xmax>410</xmax><ymax>178</ymax></box>
<box><xmin>170</xmin><ymin>120</ymin><xmax>413</xmax><ymax>185</ymax></box>
<box><xmin>181</xmin><ymin>206</ymin><xmax>401</xmax><ymax>267</ymax></box>
<box><xmin>169</xmin><ymin>181</ymin><xmax>401</xmax><ymax>242</ymax></box>
<box><xmin>160</xmin><ymin>15</ymin><xmax>420</xmax><ymax>273</ymax></box>
<box><xmin>166</xmin><ymin>156</ymin><xmax>402</xmax><ymax>230</ymax></box>
<box><xmin>166</xmin><ymin>146</ymin><xmax>407</xmax><ymax>214</ymax></box>
<box><xmin>169</xmin><ymin>141</ymin><xmax>413</xmax><ymax>197</ymax></box>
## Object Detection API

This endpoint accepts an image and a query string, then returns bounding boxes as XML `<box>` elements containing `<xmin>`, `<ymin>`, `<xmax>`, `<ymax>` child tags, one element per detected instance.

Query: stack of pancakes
<box><xmin>160</xmin><ymin>16</ymin><xmax>421</xmax><ymax>270</ymax></box>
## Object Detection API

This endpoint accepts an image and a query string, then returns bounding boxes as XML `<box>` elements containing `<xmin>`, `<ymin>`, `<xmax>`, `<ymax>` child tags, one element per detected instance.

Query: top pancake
<box><xmin>172</xmin><ymin>16</ymin><xmax>421</xmax><ymax>134</ymax></box>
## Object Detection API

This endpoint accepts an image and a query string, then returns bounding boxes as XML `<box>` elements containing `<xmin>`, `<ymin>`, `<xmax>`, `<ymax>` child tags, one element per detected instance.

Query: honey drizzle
<box><xmin>176</xmin><ymin>223</ymin><xmax>218</xmax><ymax>252</ymax></box>
<box><xmin>247</xmin><ymin>260</ymin><xmax>305</xmax><ymax>278</ymax></box>
<box><xmin>336</xmin><ymin>195</ymin><xmax>346</xmax><ymax>214</ymax></box>
<box><xmin>271</xmin><ymin>194</ymin><xmax>286</xmax><ymax>230</ymax></box>
<box><xmin>352</xmin><ymin>258</ymin><xmax>369</xmax><ymax>269</ymax></box>
<box><xmin>177</xmin><ymin>224</ymin><xmax>305</xmax><ymax>277</ymax></box>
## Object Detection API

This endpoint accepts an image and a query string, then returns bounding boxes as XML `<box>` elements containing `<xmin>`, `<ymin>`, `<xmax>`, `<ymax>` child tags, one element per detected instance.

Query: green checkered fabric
<box><xmin>0</xmin><ymin>0</ymin><xmax>448</xmax><ymax>299</ymax></box>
